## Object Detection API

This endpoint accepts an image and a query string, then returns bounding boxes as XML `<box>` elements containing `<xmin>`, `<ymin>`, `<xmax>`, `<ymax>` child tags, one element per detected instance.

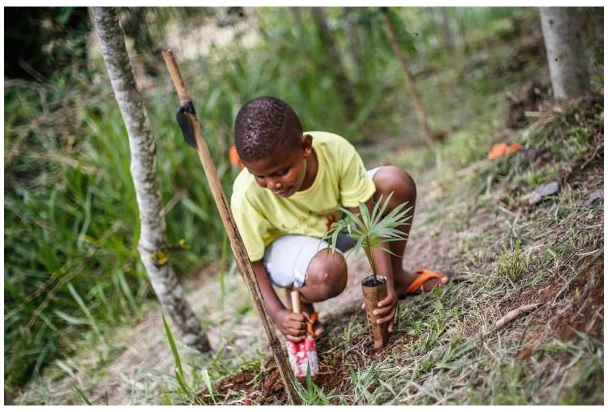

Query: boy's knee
<box><xmin>306</xmin><ymin>249</ymin><xmax>348</xmax><ymax>298</ymax></box>
<box><xmin>373</xmin><ymin>166</ymin><xmax>416</xmax><ymax>205</ymax></box>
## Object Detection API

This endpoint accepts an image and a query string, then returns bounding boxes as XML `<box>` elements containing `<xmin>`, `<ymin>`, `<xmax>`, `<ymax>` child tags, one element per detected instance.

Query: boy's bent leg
<box><xmin>297</xmin><ymin>248</ymin><xmax>348</xmax><ymax>304</ymax></box>
<box><xmin>371</xmin><ymin>166</ymin><xmax>417</xmax><ymax>271</ymax></box>
<box><xmin>264</xmin><ymin>235</ymin><xmax>347</xmax><ymax>301</ymax></box>
<box><xmin>263</xmin><ymin>235</ymin><xmax>326</xmax><ymax>288</ymax></box>
<box><xmin>265</xmin><ymin>235</ymin><xmax>347</xmax><ymax>334</ymax></box>
<box><xmin>371</xmin><ymin>166</ymin><xmax>416</xmax><ymax>224</ymax></box>
<box><xmin>372</xmin><ymin>166</ymin><xmax>446</xmax><ymax>291</ymax></box>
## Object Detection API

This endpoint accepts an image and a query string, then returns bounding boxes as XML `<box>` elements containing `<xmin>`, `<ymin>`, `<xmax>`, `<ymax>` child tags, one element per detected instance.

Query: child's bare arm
<box><xmin>250</xmin><ymin>261</ymin><xmax>308</xmax><ymax>342</ymax></box>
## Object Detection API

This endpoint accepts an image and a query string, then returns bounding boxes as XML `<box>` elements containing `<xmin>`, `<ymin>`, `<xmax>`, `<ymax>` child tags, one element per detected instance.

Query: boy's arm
<box><xmin>250</xmin><ymin>261</ymin><xmax>308</xmax><ymax>342</ymax></box>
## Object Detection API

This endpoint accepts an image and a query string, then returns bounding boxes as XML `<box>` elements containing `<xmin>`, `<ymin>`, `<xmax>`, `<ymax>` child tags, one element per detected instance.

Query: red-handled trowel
<box><xmin>286</xmin><ymin>291</ymin><xmax>319</xmax><ymax>379</ymax></box>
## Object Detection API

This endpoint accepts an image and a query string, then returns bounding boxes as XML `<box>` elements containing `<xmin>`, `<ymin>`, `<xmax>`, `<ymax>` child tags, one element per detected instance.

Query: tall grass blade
<box><xmin>66</xmin><ymin>283</ymin><xmax>104</xmax><ymax>344</ymax></box>
<box><xmin>75</xmin><ymin>386</ymin><xmax>93</xmax><ymax>405</ymax></box>
<box><xmin>161</xmin><ymin>311</ymin><xmax>191</xmax><ymax>397</ymax></box>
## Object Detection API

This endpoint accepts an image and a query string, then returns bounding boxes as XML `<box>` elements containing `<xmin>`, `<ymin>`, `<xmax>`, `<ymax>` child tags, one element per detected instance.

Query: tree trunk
<box><xmin>288</xmin><ymin>7</ymin><xmax>308</xmax><ymax>47</ymax></box>
<box><xmin>119</xmin><ymin>7</ymin><xmax>163</xmax><ymax>77</ymax></box>
<box><xmin>381</xmin><ymin>8</ymin><xmax>435</xmax><ymax>147</ymax></box>
<box><xmin>438</xmin><ymin>7</ymin><xmax>456</xmax><ymax>53</ymax></box>
<box><xmin>539</xmin><ymin>7</ymin><xmax>589</xmax><ymax>100</ymax></box>
<box><xmin>342</xmin><ymin>8</ymin><xmax>364</xmax><ymax>81</ymax></box>
<box><xmin>89</xmin><ymin>7</ymin><xmax>211</xmax><ymax>353</ymax></box>
<box><xmin>311</xmin><ymin>7</ymin><xmax>358</xmax><ymax>111</ymax></box>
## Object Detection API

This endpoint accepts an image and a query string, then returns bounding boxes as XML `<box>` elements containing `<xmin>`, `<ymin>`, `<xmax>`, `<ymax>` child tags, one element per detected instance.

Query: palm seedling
<box><xmin>325</xmin><ymin>192</ymin><xmax>412</xmax><ymax>285</ymax></box>
<box><xmin>325</xmin><ymin>192</ymin><xmax>411</xmax><ymax>349</ymax></box>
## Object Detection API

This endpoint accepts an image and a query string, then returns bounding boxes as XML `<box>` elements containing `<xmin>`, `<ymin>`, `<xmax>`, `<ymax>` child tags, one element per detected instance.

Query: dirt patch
<box><xmin>549</xmin><ymin>259</ymin><xmax>603</xmax><ymax>340</ymax></box>
<box><xmin>499</xmin><ymin>153</ymin><xmax>604</xmax><ymax>345</ymax></box>
<box><xmin>197</xmin><ymin>325</ymin><xmax>389</xmax><ymax>405</ymax></box>
<box><xmin>502</xmin><ymin>256</ymin><xmax>603</xmax><ymax>345</ymax></box>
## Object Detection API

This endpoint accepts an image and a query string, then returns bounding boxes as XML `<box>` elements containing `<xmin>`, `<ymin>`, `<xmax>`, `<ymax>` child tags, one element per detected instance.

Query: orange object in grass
<box><xmin>506</xmin><ymin>142</ymin><xmax>523</xmax><ymax>153</ymax></box>
<box><xmin>487</xmin><ymin>142</ymin><xmax>523</xmax><ymax>160</ymax></box>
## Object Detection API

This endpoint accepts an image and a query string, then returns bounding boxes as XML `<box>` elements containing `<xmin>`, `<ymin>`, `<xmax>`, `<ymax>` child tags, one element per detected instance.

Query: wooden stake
<box><xmin>162</xmin><ymin>49</ymin><xmax>300</xmax><ymax>405</ymax></box>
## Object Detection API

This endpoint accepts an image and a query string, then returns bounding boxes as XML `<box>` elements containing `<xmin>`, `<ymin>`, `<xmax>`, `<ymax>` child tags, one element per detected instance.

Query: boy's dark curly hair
<box><xmin>234</xmin><ymin>96</ymin><xmax>303</xmax><ymax>162</ymax></box>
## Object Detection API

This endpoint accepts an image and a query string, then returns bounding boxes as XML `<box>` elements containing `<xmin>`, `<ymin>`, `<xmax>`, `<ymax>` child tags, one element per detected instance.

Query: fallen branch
<box><xmin>493</xmin><ymin>303</ymin><xmax>541</xmax><ymax>333</ymax></box>
<box><xmin>579</xmin><ymin>140</ymin><xmax>603</xmax><ymax>170</ymax></box>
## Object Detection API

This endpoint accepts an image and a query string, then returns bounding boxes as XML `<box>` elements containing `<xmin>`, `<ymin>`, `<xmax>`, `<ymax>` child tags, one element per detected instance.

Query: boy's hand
<box><xmin>361</xmin><ymin>284</ymin><xmax>398</xmax><ymax>332</ymax></box>
<box><xmin>276</xmin><ymin>308</ymin><xmax>308</xmax><ymax>342</ymax></box>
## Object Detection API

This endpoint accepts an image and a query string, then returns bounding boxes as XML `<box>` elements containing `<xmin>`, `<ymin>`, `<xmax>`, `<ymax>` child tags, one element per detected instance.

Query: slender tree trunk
<box><xmin>438</xmin><ymin>7</ymin><xmax>455</xmax><ymax>53</ymax></box>
<box><xmin>454</xmin><ymin>7</ymin><xmax>469</xmax><ymax>55</ymax></box>
<box><xmin>89</xmin><ymin>7</ymin><xmax>211</xmax><ymax>353</ymax></box>
<box><xmin>342</xmin><ymin>7</ymin><xmax>364</xmax><ymax>81</ymax></box>
<box><xmin>119</xmin><ymin>7</ymin><xmax>162</xmax><ymax>77</ymax></box>
<box><xmin>289</xmin><ymin>7</ymin><xmax>305</xmax><ymax>34</ymax></box>
<box><xmin>381</xmin><ymin>8</ymin><xmax>435</xmax><ymax>147</ymax></box>
<box><xmin>539</xmin><ymin>7</ymin><xmax>589</xmax><ymax>100</ymax></box>
<box><xmin>311</xmin><ymin>7</ymin><xmax>358</xmax><ymax>111</ymax></box>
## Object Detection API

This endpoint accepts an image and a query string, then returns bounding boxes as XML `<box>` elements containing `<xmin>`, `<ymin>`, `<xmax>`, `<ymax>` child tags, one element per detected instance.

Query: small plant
<box><xmin>350</xmin><ymin>362</ymin><xmax>380</xmax><ymax>403</ymax></box>
<box><xmin>161</xmin><ymin>312</ymin><xmax>198</xmax><ymax>404</ymax></box>
<box><xmin>325</xmin><ymin>192</ymin><xmax>412</xmax><ymax>284</ymax></box>
<box><xmin>293</xmin><ymin>367</ymin><xmax>331</xmax><ymax>405</ymax></box>
<box><xmin>325</xmin><ymin>192</ymin><xmax>412</xmax><ymax>349</ymax></box>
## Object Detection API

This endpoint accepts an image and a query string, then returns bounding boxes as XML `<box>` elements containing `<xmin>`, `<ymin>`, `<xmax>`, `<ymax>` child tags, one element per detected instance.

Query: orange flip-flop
<box><xmin>306</xmin><ymin>312</ymin><xmax>327</xmax><ymax>340</ymax></box>
<box><xmin>399</xmin><ymin>269</ymin><xmax>452</xmax><ymax>298</ymax></box>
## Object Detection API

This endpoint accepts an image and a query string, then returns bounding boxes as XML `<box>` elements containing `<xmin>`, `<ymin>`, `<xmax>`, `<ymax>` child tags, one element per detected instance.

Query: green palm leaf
<box><xmin>324</xmin><ymin>192</ymin><xmax>411</xmax><ymax>282</ymax></box>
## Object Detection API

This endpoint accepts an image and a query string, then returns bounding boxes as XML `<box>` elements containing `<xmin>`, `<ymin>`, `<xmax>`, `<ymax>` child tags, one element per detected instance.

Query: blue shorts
<box><xmin>262</xmin><ymin>167</ymin><xmax>379</xmax><ymax>288</ymax></box>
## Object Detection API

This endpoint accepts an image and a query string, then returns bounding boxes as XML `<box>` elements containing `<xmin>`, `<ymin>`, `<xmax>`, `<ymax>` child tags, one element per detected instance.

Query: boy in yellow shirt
<box><xmin>230</xmin><ymin>96</ymin><xmax>448</xmax><ymax>343</ymax></box>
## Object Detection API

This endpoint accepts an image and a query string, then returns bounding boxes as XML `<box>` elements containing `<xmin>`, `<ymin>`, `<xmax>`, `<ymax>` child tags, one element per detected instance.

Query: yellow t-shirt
<box><xmin>230</xmin><ymin>131</ymin><xmax>376</xmax><ymax>262</ymax></box>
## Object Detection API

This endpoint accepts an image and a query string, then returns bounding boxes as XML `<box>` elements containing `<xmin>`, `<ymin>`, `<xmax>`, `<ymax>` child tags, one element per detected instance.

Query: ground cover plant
<box><xmin>5</xmin><ymin>7</ymin><xmax>603</xmax><ymax>405</ymax></box>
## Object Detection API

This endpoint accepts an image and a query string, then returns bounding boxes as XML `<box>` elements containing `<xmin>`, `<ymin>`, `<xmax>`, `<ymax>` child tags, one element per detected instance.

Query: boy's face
<box><xmin>242</xmin><ymin>134</ymin><xmax>314</xmax><ymax>198</ymax></box>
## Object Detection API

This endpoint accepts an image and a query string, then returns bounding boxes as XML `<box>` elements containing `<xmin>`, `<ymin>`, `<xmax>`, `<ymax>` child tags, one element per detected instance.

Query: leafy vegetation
<box><xmin>5</xmin><ymin>6</ymin><xmax>603</xmax><ymax>405</ymax></box>
<box><xmin>325</xmin><ymin>193</ymin><xmax>411</xmax><ymax>283</ymax></box>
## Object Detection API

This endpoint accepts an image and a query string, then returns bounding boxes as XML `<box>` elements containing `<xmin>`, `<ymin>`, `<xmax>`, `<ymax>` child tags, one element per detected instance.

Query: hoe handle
<box><xmin>291</xmin><ymin>290</ymin><xmax>301</xmax><ymax>314</ymax></box>
<box><xmin>162</xmin><ymin>49</ymin><xmax>191</xmax><ymax>106</ymax></box>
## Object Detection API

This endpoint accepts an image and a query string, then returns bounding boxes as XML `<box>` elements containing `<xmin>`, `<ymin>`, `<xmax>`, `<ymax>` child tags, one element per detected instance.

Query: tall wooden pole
<box><xmin>162</xmin><ymin>49</ymin><xmax>300</xmax><ymax>405</ymax></box>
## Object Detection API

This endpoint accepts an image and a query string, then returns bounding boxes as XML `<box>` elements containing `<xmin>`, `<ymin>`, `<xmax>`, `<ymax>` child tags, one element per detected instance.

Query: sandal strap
<box><xmin>307</xmin><ymin>312</ymin><xmax>319</xmax><ymax>337</ymax></box>
<box><xmin>405</xmin><ymin>269</ymin><xmax>447</xmax><ymax>294</ymax></box>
